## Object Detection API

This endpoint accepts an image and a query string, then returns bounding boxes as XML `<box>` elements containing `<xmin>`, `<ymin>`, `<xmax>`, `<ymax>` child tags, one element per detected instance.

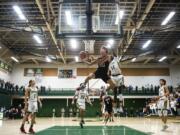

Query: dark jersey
<box><xmin>94</xmin><ymin>58</ymin><xmax>110</xmax><ymax>83</ymax></box>
<box><xmin>104</xmin><ymin>96</ymin><xmax>113</xmax><ymax>108</ymax></box>
<box><xmin>97</xmin><ymin>59</ymin><xmax>109</xmax><ymax>74</ymax></box>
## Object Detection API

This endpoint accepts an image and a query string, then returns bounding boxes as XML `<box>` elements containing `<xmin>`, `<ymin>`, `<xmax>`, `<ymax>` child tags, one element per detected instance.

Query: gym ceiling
<box><xmin>0</xmin><ymin>0</ymin><xmax>179</xmax><ymax>65</ymax></box>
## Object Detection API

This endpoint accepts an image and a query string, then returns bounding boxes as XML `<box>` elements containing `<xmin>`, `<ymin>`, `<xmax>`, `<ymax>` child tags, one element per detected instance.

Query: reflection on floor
<box><xmin>0</xmin><ymin>117</ymin><xmax>180</xmax><ymax>135</ymax></box>
<box><xmin>36</xmin><ymin>126</ymin><xmax>148</xmax><ymax>135</ymax></box>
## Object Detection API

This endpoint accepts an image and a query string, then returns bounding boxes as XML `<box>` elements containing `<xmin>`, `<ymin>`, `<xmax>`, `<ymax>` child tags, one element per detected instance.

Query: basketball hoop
<box><xmin>83</xmin><ymin>40</ymin><xmax>95</xmax><ymax>54</ymax></box>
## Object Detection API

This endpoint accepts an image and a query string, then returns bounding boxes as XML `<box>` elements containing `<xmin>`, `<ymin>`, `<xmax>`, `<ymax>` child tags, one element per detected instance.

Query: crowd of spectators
<box><xmin>0</xmin><ymin>78</ymin><xmax>47</xmax><ymax>95</ymax></box>
<box><xmin>0</xmin><ymin>78</ymin><xmax>175</xmax><ymax>96</ymax></box>
<box><xmin>143</xmin><ymin>88</ymin><xmax>180</xmax><ymax>116</ymax></box>
<box><xmin>0</xmin><ymin>79</ymin><xmax>25</xmax><ymax>94</ymax></box>
<box><xmin>0</xmin><ymin>104</ymin><xmax>23</xmax><ymax>119</ymax></box>
<box><xmin>126</xmin><ymin>84</ymin><xmax>173</xmax><ymax>94</ymax></box>
<box><xmin>1</xmin><ymin>78</ymin><xmax>180</xmax><ymax>118</ymax></box>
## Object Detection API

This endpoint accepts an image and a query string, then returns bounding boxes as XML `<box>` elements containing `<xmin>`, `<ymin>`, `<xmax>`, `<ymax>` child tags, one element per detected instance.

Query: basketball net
<box><xmin>83</xmin><ymin>40</ymin><xmax>95</xmax><ymax>54</ymax></box>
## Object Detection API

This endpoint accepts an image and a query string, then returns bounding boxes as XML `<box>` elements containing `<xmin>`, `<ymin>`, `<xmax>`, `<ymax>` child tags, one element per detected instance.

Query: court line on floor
<box><xmin>42</xmin><ymin>128</ymin><xmax>135</xmax><ymax>131</ymax></box>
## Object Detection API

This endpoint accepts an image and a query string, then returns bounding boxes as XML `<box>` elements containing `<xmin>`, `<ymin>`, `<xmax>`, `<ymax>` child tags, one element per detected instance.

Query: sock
<box><xmin>21</xmin><ymin>124</ymin><xmax>24</xmax><ymax>128</ymax></box>
<box><xmin>30</xmin><ymin>124</ymin><xmax>33</xmax><ymax>129</ymax></box>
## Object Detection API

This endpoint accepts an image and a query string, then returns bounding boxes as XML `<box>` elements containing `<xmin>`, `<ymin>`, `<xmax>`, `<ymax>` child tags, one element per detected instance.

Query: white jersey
<box><xmin>28</xmin><ymin>86</ymin><xmax>38</xmax><ymax>102</ymax></box>
<box><xmin>75</xmin><ymin>90</ymin><xmax>88</xmax><ymax>104</ymax></box>
<box><xmin>109</xmin><ymin>57</ymin><xmax>122</xmax><ymax>75</ymax></box>
<box><xmin>157</xmin><ymin>85</ymin><xmax>169</xmax><ymax>115</ymax></box>
<box><xmin>159</xmin><ymin>85</ymin><xmax>167</xmax><ymax>100</ymax></box>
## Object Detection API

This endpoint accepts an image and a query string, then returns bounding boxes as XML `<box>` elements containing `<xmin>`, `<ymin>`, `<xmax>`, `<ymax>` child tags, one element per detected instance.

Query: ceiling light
<box><xmin>13</xmin><ymin>5</ymin><xmax>27</xmax><ymax>20</ymax></box>
<box><xmin>70</xmin><ymin>39</ymin><xmax>77</xmax><ymax>49</ymax></box>
<box><xmin>159</xmin><ymin>56</ymin><xmax>167</xmax><ymax>62</ymax></box>
<box><xmin>177</xmin><ymin>45</ymin><xmax>180</xmax><ymax>49</ymax></box>
<box><xmin>142</xmin><ymin>40</ymin><xmax>152</xmax><ymax>49</ymax></box>
<box><xmin>131</xmin><ymin>58</ymin><xmax>136</xmax><ymax>62</ymax></box>
<box><xmin>11</xmin><ymin>56</ymin><xmax>19</xmax><ymax>63</ymax></box>
<box><xmin>119</xmin><ymin>10</ymin><xmax>124</xmax><ymax>19</ymax></box>
<box><xmin>33</xmin><ymin>35</ymin><xmax>42</xmax><ymax>44</ymax></box>
<box><xmin>107</xmin><ymin>44</ymin><xmax>112</xmax><ymax>49</ymax></box>
<box><xmin>49</xmin><ymin>55</ymin><xmax>56</xmax><ymax>60</ymax></box>
<box><xmin>108</xmin><ymin>39</ymin><xmax>114</xmax><ymax>45</ymax></box>
<box><xmin>75</xmin><ymin>56</ymin><xmax>79</xmax><ymax>62</ymax></box>
<box><xmin>161</xmin><ymin>11</ymin><xmax>175</xmax><ymax>25</ymax></box>
<box><xmin>115</xmin><ymin>10</ymin><xmax>124</xmax><ymax>25</ymax></box>
<box><xmin>65</xmin><ymin>10</ymin><xmax>72</xmax><ymax>25</ymax></box>
<box><xmin>46</xmin><ymin>56</ymin><xmax>52</xmax><ymax>63</ymax></box>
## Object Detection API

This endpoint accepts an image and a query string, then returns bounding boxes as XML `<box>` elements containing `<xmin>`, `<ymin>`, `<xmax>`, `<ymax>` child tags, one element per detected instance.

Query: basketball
<box><xmin>79</xmin><ymin>51</ymin><xmax>87</xmax><ymax>60</ymax></box>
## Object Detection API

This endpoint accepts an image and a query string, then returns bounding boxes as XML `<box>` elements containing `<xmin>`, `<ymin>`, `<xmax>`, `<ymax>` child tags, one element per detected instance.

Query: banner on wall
<box><xmin>24</xmin><ymin>68</ymin><xmax>43</xmax><ymax>76</ymax></box>
<box><xmin>58</xmin><ymin>69</ymin><xmax>73</xmax><ymax>78</ymax></box>
<box><xmin>0</xmin><ymin>60</ymin><xmax>12</xmax><ymax>72</ymax></box>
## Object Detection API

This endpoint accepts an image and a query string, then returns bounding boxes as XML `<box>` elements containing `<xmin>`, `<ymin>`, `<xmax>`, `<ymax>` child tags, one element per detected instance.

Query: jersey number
<box><xmin>31</xmin><ymin>93</ymin><xmax>37</xmax><ymax>99</ymax></box>
<box><xmin>111</xmin><ymin>65</ymin><xmax>115</xmax><ymax>71</ymax></box>
<box><xmin>80</xmin><ymin>95</ymin><xmax>85</xmax><ymax>99</ymax></box>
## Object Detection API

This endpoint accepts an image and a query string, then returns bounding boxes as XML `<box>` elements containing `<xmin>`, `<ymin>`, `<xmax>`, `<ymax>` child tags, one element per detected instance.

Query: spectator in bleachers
<box><xmin>176</xmin><ymin>94</ymin><xmax>180</xmax><ymax>115</ymax></box>
<box><xmin>135</xmin><ymin>86</ymin><xmax>138</xmax><ymax>92</ymax></box>
<box><xmin>15</xmin><ymin>85</ymin><xmax>19</xmax><ymax>93</ymax></box>
<box><xmin>150</xmin><ymin>84</ymin><xmax>153</xmax><ymax>92</ymax></box>
<box><xmin>170</xmin><ymin>98</ymin><xmax>177</xmax><ymax>116</ymax></box>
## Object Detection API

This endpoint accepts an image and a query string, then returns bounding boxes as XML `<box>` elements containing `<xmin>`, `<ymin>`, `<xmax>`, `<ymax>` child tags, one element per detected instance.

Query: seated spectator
<box><xmin>15</xmin><ymin>85</ymin><xmax>19</xmax><ymax>93</ymax></box>
<box><xmin>170</xmin><ymin>98</ymin><xmax>177</xmax><ymax>116</ymax></box>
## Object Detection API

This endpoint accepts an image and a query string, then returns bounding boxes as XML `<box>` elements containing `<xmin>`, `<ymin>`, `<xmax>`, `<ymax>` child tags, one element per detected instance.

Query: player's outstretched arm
<box><xmin>38</xmin><ymin>97</ymin><xmax>42</xmax><ymax>108</ymax></box>
<box><xmin>164</xmin><ymin>86</ymin><xmax>169</xmax><ymax>97</ymax></box>
<box><xmin>72</xmin><ymin>95</ymin><xmax>76</xmax><ymax>105</ymax></box>
<box><xmin>72</xmin><ymin>91</ymin><xmax>78</xmax><ymax>104</ymax></box>
<box><xmin>86</xmin><ymin>96</ymin><xmax>93</xmax><ymax>106</ymax></box>
<box><xmin>82</xmin><ymin>58</ymin><xmax>98</xmax><ymax>65</ymax></box>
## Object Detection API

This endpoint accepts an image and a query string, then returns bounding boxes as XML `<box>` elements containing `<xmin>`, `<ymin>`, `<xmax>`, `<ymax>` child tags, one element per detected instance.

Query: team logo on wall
<box><xmin>58</xmin><ymin>69</ymin><xmax>73</xmax><ymax>78</ymax></box>
<box><xmin>0</xmin><ymin>60</ymin><xmax>12</xmax><ymax>72</ymax></box>
<box><xmin>24</xmin><ymin>68</ymin><xmax>43</xmax><ymax>76</ymax></box>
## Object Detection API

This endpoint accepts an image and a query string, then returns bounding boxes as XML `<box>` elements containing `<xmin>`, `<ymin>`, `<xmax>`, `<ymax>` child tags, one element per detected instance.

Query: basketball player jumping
<box><xmin>72</xmin><ymin>84</ymin><xmax>92</xmax><ymax>128</ymax></box>
<box><xmin>100</xmin><ymin>92</ymin><xmax>113</xmax><ymax>125</ymax></box>
<box><xmin>79</xmin><ymin>46</ymin><xmax>115</xmax><ymax>96</ymax></box>
<box><xmin>108</xmin><ymin>52</ymin><xmax>124</xmax><ymax>102</ymax></box>
<box><xmin>20</xmin><ymin>80</ymin><xmax>42</xmax><ymax>134</ymax></box>
<box><xmin>156</xmin><ymin>79</ymin><xmax>170</xmax><ymax>131</ymax></box>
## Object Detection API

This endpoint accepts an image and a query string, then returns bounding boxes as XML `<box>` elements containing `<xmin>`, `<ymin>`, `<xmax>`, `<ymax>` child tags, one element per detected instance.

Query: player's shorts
<box><xmin>157</xmin><ymin>99</ymin><xmax>169</xmax><ymax>116</ymax></box>
<box><xmin>111</xmin><ymin>74</ymin><xmax>124</xmax><ymax>87</ymax></box>
<box><xmin>77</xmin><ymin>102</ymin><xmax>85</xmax><ymax>110</ymax></box>
<box><xmin>28</xmin><ymin>101</ymin><xmax>38</xmax><ymax>113</ymax></box>
<box><xmin>105</xmin><ymin>107</ymin><xmax>113</xmax><ymax>114</ymax></box>
<box><xmin>94</xmin><ymin>70</ymin><xmax>110</xmax><ymax>83</ymax></box>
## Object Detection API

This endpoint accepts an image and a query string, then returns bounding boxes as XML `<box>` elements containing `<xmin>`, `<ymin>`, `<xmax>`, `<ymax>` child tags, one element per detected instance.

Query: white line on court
<box><xmin>66</xmin><ymin>128</ymin><xmax>68</xmax><ymax>135</ymax></box>
<box><xmin>124</xmin><ymin>127</ymin><xmax>126</xmax><ymax>135</ymax></box>
<box><xmin>43</xmin><ymin>128</ymin><xmax>133</xmax><ymax>131</ymax></box>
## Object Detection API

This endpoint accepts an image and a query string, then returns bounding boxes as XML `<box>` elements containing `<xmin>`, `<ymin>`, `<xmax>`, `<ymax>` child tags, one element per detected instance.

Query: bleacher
<box><xmin>0</xmin><ymin>87</ymin><xmax>159</xmax><ymax>97</ymax></box>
